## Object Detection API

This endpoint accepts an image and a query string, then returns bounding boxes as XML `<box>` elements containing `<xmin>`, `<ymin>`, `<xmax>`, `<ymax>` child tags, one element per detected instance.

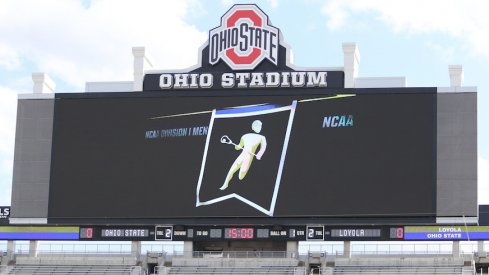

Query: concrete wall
<box><xmin>436</xmin><ymin>92</ymin><xmax>478</xmax><ymax>217</ymax></box>
<box><xmin>10</xmin><ymin>98</ymin><xmax>54</xmax><ymax>222</ymax></box>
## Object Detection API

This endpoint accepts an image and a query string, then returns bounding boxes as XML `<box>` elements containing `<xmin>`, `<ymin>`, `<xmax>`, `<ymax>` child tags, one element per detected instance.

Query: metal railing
<box><xmin>3</xmin><ymin>265</ymin><xmax>144</xmax><ymax>274</ymax></box>
<box><xmin>299</xmin><ymin>241</ymin><xmax>481</xmax><ymax>256</ymax></box>
<box><xmin>9</xmin><ymin>241</ymin><xmax>182</xmax><ymax>255</ymax></box>
<box><xmin>319</xmin><ymin>267</ymin><xmax>464</xmax><ymax>275</ymax></box>
<box><xmin>141</xmin><ymin>241</ymin><xmax>183</xmax><ymax>255</ymax></box>
<box><xmin>0</xmin><ymin>240</ymin><xmax>486</xmax><ymax>257</ymax></box>
<box><xmin>34</xmin><ymin>251</ymin><xmax>135</xmax><ymax>256</ymax></box>
<box><xmin>41</xmin><ymin>242</ymin><xmax>132</xmax><ymax>254</ymax></box>
<box><xmin>155</xmin><ymin>266</ymin><xmax>307</xmax><ymax>275</ymax></box>
<box><xmin>172</xmin><ymin>250</ymin><xmax>298</xmax><ymax>258</ymax></box>
<box><xmin>14</xmin><ymin>242</ymin><xmax>133</xmax><ymax>255</ymax></box>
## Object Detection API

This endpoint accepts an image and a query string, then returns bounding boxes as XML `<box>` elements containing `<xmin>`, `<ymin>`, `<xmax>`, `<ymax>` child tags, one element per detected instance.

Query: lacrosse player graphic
<box><xmin>219</xmin><ymin>120</ymin><xmax>267</xmax><ymax>190</ymax></box>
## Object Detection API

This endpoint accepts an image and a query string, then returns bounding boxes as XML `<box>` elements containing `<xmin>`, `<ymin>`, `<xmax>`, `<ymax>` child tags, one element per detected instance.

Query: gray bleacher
<box><xmin>327</xmin><ymin>257</ymin><xmax>472</xmax><ymax>275</ymax></box>
<box><xmin>158</xmin><ymin>266</ymin><xmax>306</xmax><ymax>274</ymax></box>
<box><xmin>331</xmin><ymin>266</ymin><xmax>463</xmax><ymax>274</ymax></box>
<box><xmin>4</xmin><ymin>265</ymin><xmax>141</xmax><ymax>275</ymax></box>
<box><xmin>160</xmin><ymin>251</ymin><xmax>303</xmax><ymax>274</ymax></box>
<box><xmin>0</xmin><ymin>244</ymin><xmax>481</xmax><ymax>275</ymax></box>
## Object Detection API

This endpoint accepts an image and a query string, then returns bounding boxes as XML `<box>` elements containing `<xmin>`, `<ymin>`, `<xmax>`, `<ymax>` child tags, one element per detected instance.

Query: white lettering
<box><xmin>174</xmin><ymin>74</ymin><xmax>189</xmax><ymax>88</ymax></box>
<box><xmin>266</xmin><ymin>72</ymin><xmax>280</xmax><ymax>87</ymax></box>
<box><xmin>235</xmin><ymin>73</ymin><xmax>250</xmax><ymax>88</ymax></box>
<box><xmin>306</xmin><ymin>72</ymin><xmax>327</xmax><ymax>87</ymax></box>
<box><xmin>221</xmin><ymin>73</ymin><xmax>235</xmax><ymax>88</ymax></box>
<box><xmin>291</xmin><ymin>72</ymin><xmax>306</xmax><ymax>87</ymax></box>
<box><xmin>331</xmin><ymin>116</ymin><xmax>339</xmax><ymax>127</ymax></box>
<box><xmin>338</xmin><ymin>229</ymin><xmax>365</xmax><ymax>237</ymax></box>
<box><xmin>159</xmin><ymin>74</ymin><xmax>173</xmax><ymax>89</ymax></box>
<box><xmin>439</xmin><ymin>227</ymin><xmax>462</xmax><ymax>232</ymax></box>
<box><xmin>323</xmin><ymin>115</ymin><xmax>354</xmax><ymax>128</ymax></box>
<box><xmin>158</xmin><ymin>71</ymin><xmax>331</xmax><ymax>90</ymax></box>
<box><xmin>199</xmin><ymin>74</ymin><xmax>213</xmax><ymax>88</ymax></box>
<box><xmin>249</xmin><ymin>73</ymin><xmax>265</xmax><ymax>88</ymax></box>
<box><xmin>189</xmin><ymin>74</ymin><xmax>199</xmax><ymax>88</ymax></box>
<box><xmin>280</xmin><ymin>72</ymin><xmax>291</xmax><ymax>87</ymax></box>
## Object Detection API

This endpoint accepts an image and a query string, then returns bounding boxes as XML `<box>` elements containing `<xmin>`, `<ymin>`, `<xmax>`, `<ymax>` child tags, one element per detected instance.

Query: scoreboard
<box><xmin>75</xmin><ymin>225</ymin><xmax>406</xmax><ymax>241</ymax></box>
<box><xmin>46</xmin><ymin>89</ymin><xmax>437</xmax><ymax>225</ymax></box>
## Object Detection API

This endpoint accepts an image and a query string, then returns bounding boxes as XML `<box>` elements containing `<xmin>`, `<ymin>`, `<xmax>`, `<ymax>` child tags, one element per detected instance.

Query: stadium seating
<box><xmin>327</xmin><ymin>257</ymin><xmax>472</xmax><ymax>275</ymax></box>
<box><xmin>0</xmin><ymin>245</ymin><xmax>481</xmax><ymax>275</ymax></box>
<box><xmin>5</xmin><ymin>265</ymin><xmax>142</xmax><ymax>275</ymax></box>
<box><xmin>157</xmin><ymin>266</ymin><xmax>306</xmax><ymax>274</ymax></box>
<box><xmin>331</xmin><ymin>266</ymin><xmax>463</xmax><ymax>274</ymax></box>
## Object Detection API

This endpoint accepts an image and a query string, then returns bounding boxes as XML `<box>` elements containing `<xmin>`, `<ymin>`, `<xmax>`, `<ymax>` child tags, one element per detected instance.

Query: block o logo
<box><xmin>209</xmin><ymin>5</ymin><xmax>280</xmax><ymax>70</ymax></box>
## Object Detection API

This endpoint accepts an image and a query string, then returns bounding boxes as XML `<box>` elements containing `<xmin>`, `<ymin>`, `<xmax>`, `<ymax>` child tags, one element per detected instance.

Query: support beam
<box><xmin>32</xmin><ymin>72</ymin><xmax>56</xmax><ymax>93</ymax></box>
<box><xmin>449</xmin><ymin>65</ymin><xmax>464</xmax><ymax>87</ymax></box>
<box><xmin>183</xmin><ymin>241</ymin><xmax>193</xmax><ymax>258</ymax></box>
<box><xmin>132</xmin><ymin>241</ymin><xmax>141</xmax><ymax>258</ymax></box>
<box><xmin>478</xmin><ymin>240</ymin><xmax>485</xmax><ymax>256</ymax></box>
<box><xmin>7</xmin><ymin>240</ymin><xmax>15</xmax><ymax>261</ymax></box>
<box><xmin>342</xmin><ymin>43</ymin><xmax>360</xmax><ymax>88</ymax></box>
<box><xmin>29</xmin><ymin>240</ymin><xmax>39</xmax><ymax>257</ymax></box>
<box><xmin>132</xmin><ymin>47</ymin><xmax>153</xmax><ymax>91</ymax></box>
<box><xmin>452</xmin><ymin>240</ymin><xmax>461</xmax><ymax>257</ymax></box>
<box><xmin>286</xmin><ymin>241</ymin><xmax>298</xmax><ymax>258</ymax></box>
<box><xmin>343</xmin><ymin>241</ymin><xmax>352</xmax><ymax>258</ymax></box>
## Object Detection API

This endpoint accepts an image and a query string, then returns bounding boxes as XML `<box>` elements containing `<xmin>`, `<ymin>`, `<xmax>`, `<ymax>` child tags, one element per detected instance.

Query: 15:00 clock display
<box><xmin>224</xmin><ymin>228</ymin><xmax>254</xmax><ymax>239</ymax></box>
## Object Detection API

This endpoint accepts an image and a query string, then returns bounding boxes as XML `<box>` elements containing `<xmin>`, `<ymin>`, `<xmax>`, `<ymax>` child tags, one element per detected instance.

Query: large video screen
<box><xmin>48</xmin><ymin>89</ymin><xmax>436</xmax><ymax>222</ymax></box>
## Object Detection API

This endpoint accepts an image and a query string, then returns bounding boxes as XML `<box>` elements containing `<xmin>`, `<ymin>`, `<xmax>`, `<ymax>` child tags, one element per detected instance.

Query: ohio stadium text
<box><xmin>158</xmin><ymin>71</ymin><xmax>328</xmax><ymax>89</ymax></box>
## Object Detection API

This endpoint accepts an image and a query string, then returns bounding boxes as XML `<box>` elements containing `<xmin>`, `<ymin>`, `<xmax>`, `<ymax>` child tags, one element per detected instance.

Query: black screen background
<box><xmin>48</xmin><ymin>90</ymin><xmax>436</xmax><ymax>222</ymax></box>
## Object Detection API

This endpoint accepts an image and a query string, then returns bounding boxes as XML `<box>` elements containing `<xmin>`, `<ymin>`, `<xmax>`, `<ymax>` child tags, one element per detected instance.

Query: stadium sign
<box><xmin>143</xmin><ymin>4</ymin><xmax>344</xmax><ymax>91</ymax></box>
<box><xmin>158</xmin><ymin>71</ymin><xmax>329</xmax><ymax>89</ymax></box>
<box><xmin>209</xmin><ymin>4</ymin><xmax>279</xmax><ymax>70</ymax></box>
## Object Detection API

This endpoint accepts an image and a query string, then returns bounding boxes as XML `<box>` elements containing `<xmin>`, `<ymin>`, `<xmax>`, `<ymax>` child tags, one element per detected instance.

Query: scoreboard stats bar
<box><xmin>404</xmin><ymin>226</ymin><xmax>489</xmax><ymax>240</ymax></box>
<box><xmin>0</xmin><ymin>226</ymin><xmax>79</xmax><ymax>240</ymax></box>
<box><xmin>79</xmin><ymin>226</ymin><xmax>156</xmax><ymax>241</ymax></box>
<box><xmin>170</xmin><ymin>226</ymin><xmax>306</xmax><ymax>241</ymax></box>
<box><xmin>77</xmin><ymin>225</ymin><xmax>406</xmax><ymax>241</ymax></box>
<box><xmin>6</xmin><ymin>225</ymin><xmax>489</xmax><ymax>241</ymax></box>
<box><xmin>324</xmin><ymin>227</ymin><xmax>404</xmax><ymax>241</ymax></box>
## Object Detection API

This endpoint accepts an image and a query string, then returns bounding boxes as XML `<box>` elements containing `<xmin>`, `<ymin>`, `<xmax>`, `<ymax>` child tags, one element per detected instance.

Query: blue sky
<box><xmin>0</xmin><ymin>0</ymin><xmax>488</xmax><ymax>205</ymax></box>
